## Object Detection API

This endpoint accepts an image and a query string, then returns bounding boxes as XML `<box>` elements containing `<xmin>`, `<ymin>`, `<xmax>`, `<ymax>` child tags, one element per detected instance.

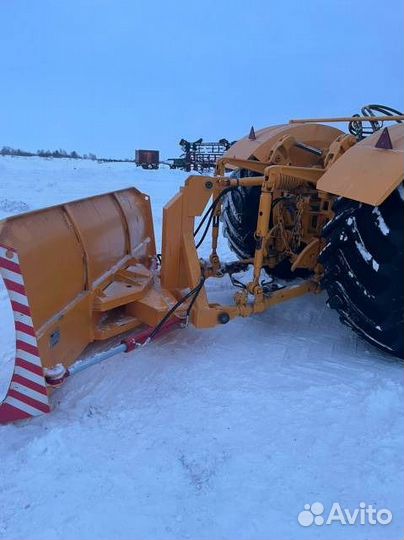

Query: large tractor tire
<box><xmin>320</xmin><ymin>185</ymin><xmax>404</xmax><ymax>357</ymax></box>
<box><xmin>221</xmin><ymin>176</ymin><xmax>307</xmax><ymax>279</ymax></box>
<box><xmin>221</xmin><ymin>184</ymin><xmax>260</xmax><ymax>260</ymax></box>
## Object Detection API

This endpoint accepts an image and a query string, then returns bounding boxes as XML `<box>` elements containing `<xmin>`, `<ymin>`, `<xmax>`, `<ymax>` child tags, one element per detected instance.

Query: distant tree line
<box><xmin>0</xmin><ymin>146</ymin><xmax>97</xmax><ymax>160</ymax></box>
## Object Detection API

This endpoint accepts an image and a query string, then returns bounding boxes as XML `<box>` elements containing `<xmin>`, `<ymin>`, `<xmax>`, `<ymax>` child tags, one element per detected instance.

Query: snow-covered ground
<box><xmin>0</xmin><ymin>156</ymin><xmax>403</xmax><ymax>540</ymax></box>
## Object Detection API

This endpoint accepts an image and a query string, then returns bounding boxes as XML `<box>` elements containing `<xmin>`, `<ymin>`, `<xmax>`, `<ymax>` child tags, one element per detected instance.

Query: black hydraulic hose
<box><xmin>148</xmin><ymin>276</ymin><xmax>205</xmax><ymax>341</ymax></box>
<box><xmin>362</xmin><ymin>104</ymin><xmax>403</xmax><ymax>121</ymax></box>
<box><xmin>195</xmin><ymin>213</ymin><xmax>216</xmax><ymax>249</ymax></box>
<box><xmin>185</xmin><ymin>274</ymin><xmax>206</xmax><ymax>318</ymax></box>
<box><xmin>193</xmin><ymin>186</ymin><xmax>236</xmax><ymax>248</ymax></box>
<box><xmin>151</xmin><ymin>188</ymin><xmax>236</xmax><ymax>339</ymax></box>
<box><xmin>349</xmin><ymin>104</ymin><xmax>403</xmax><ymax>138</ymax></box>
<box><xmin>193</xmin><ymin>186</ymin><xmax>235</xmax><ymax>237</ymax></box>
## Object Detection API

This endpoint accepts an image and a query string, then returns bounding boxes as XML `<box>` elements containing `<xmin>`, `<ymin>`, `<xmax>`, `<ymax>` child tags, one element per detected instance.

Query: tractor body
<box><xmin>0</xmin><ymin>106</ymin><xmax>403</xmax><ymax>423</ymax></box>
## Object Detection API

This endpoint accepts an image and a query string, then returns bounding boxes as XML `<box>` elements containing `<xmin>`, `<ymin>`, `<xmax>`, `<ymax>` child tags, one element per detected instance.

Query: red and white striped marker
<box><xmin>0</xmin><ymin>244</ymin><xmax>50</xmax><ymax>424</ymax></box>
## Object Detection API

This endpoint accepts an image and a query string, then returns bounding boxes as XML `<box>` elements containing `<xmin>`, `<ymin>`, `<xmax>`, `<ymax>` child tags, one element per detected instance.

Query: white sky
<box><xmin>0</xmin><ymin>0</ymin><xmax>403</xmax><ymax>159</ymax></box>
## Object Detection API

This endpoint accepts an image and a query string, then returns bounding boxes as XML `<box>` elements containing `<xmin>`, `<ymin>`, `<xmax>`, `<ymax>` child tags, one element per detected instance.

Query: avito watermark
<box><xmin>297</xmin><ymin>502</ymin><xmax>392</xmax><ymax>527</ymax></box>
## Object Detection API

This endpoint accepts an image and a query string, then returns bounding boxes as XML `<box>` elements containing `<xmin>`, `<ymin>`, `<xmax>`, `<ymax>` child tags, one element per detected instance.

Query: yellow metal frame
<box><xmin>1</xmin><ymin>119</ymin><xmax>403</xmax><ymax>378</ymax></box>
<box><xmin>160</xmin><ymin>163</ymin><xmax>327</xmax><ymax>328</ymax></box>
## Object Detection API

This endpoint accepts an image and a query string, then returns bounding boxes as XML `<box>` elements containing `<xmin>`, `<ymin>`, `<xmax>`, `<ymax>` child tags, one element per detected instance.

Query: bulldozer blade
<box><xmin>0</xmin><ymin>187</ymin><xmax>156</xmax><ymax>424</ymax></box>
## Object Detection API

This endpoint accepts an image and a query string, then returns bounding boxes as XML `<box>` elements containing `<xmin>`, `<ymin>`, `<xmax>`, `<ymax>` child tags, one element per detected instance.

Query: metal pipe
<box><xmin>68</xmin><ymin>344</ymin><xmax>127</xmax><ymax>375</ymax></box>
<box><xmin>294</xmin><ymin>142</ymin><xmax>323</xmax><ymax>156</ymax></box>
<box><xmin>66</xmin><ymin>317</ymin><xmax>182</xmax><ymax>378</ymax></box>
<box><xmin>289</xmin><ymin>115</ymin><xmax>404</xmax><ymax>124</ymax></box>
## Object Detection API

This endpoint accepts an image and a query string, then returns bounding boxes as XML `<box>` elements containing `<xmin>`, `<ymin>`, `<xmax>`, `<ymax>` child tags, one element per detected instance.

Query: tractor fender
<box><xmin>317</xmin><ymin>124</ymin><xmax>404</xmax><ymax>206</ymax></box>
<box><xmin>224</xmin><ymin>123</ymin><xmax>342</xmax><ymax>166</ymax></box>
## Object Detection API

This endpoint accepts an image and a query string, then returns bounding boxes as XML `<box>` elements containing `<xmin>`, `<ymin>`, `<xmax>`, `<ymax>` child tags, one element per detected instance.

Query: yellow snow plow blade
<box><xmin>0</xmin><ymin>188</ymin><xmax>156</xmax><ymax>372</ymax></box>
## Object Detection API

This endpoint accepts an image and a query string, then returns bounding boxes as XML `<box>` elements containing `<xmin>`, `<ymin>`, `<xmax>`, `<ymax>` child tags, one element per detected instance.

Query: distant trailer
<box><xmin>135</xmin><ymin>149</ymin><xmax>160</xmax><ymax>169</ymax></box>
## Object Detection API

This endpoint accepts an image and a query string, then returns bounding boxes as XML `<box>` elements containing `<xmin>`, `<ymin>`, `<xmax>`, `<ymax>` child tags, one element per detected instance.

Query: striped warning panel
<box><xmin>0</xmin><ymin>244</ymin><xmax>50</xmax><ymax>424</ymax></box>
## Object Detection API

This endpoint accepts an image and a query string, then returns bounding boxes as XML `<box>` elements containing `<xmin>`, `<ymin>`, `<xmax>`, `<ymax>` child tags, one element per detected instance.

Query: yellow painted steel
<box><xmin>317</xmin><ymin>124</ymin><xmax>404</xmax><ymax>205</ymax></box>
<box><xmin>1</xmin><ymin>118</ymin><xmax>402</xmax><ymax>379</ymax></box>
<box><xmin>223</xmin><ymin>123</ymin><xmax>342</xmax><ymax>165</ymax></box>
<box><xmin>0</xmin><ymin>188</ymin><xmax>156</xmax><ymax>369</ymax></box>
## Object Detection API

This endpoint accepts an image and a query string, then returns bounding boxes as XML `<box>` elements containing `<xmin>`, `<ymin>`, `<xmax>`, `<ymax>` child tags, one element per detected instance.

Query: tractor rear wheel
<box><xmin>221</xmin><ymin>175</ymin><xmax>308</xmax><ymax>279</ymax></box>
<box><xmin>221</xmin><ymin>183</ymin><xmax>260</xmax><ymax>260</ymax></box>
<box><xmin>320</xmin><ymin>185</ymin><xmax>404</xmax><ymax>357</ymax></box>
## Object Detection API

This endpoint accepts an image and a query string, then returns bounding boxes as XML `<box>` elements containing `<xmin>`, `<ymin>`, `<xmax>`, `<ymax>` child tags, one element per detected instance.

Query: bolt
<box><xmin>218</xmin><ymin>312</ymin><xmax>230</xmax><ymax>324</ymax></box>
<box><xmin>205</xmin><ymin>181</ymin><xmax>213</xmax><ymax>189</ymax></box>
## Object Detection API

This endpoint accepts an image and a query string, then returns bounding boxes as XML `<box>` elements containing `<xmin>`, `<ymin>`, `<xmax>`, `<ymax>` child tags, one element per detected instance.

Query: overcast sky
<box><xmin>1</xmin><ymin>0</ymin><xmax>403</xmax><ymax>159</ymax></box>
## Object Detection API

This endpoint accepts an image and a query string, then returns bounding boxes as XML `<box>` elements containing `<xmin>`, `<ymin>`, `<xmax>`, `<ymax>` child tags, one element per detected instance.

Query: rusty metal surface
<box><xmin>135</xmin><ymin>149</ymin><xmax>160</xmax><ymax>169</ymax></box>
